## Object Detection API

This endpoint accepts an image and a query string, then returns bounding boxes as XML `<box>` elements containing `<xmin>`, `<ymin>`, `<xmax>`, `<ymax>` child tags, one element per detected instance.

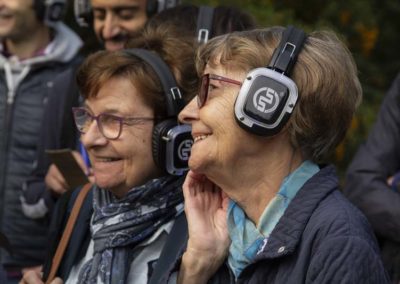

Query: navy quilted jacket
<box><xmin>154</xmin><ymin>165</ymin><xmax>390</xmax><ymax>284</ymax></box>
<box><xmin>0</xmin><ymin>23</ymin><xmax>82</xmax><ymax>267</ymax></box>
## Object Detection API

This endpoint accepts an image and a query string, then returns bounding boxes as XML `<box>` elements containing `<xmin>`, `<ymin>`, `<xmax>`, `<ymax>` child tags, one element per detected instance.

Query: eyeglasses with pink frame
<box><xmin>198</xmin><ymin>73</ymin><xmax>242</xmax><ymax>108</ymax></box>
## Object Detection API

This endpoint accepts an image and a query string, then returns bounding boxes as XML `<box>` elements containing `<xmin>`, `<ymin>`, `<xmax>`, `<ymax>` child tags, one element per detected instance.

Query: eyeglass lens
<box><xmin>198</xmin><ymin>73</ymin><xmax>210</xmax><ymax>108</ymax></box>
<box><xmin>73</xmin><ymin>108</ymin><xmax>122</xmax><ymax>140</ymax></box>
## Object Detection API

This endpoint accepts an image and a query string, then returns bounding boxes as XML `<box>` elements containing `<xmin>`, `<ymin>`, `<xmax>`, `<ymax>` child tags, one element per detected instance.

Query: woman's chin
<box><xmin>94</xmin><ymin>174</ymin><xmax>118</xmax><ymax>190</ymax></box>
<box><xmin>188</xmin><ymin>156</ymin><xmax>208</xmax><ymax>175</ymax></box>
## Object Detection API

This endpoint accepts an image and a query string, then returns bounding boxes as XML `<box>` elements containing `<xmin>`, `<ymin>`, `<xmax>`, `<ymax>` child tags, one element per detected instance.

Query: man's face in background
<box><xmin>0</xmin><ymin>0</ymin><xmax>42</xmax><ymax>41</ymax></box>
<box><xmin>91</xmin><ymin>0</ymin><xmax>148</xmax><ymax>51</ymax></box>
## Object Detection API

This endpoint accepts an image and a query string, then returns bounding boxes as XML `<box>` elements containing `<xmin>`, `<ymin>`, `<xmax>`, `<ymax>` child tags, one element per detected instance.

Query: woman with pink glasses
<box><xmin>176</xmin><ymin>26</ymin><xmax>389</xmax><ymax>283</ymax></box>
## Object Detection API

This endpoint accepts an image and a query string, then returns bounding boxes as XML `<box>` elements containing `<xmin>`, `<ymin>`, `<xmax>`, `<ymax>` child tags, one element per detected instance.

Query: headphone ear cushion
<box><xmin>152</xmin><ymin>119</ymin><xmax>177</xmax><ymax>171</ymax></box>
<box><xmin>47</xmin><ymin>3</ymin><xmax>66</xmax><ymax>22</ymax></box>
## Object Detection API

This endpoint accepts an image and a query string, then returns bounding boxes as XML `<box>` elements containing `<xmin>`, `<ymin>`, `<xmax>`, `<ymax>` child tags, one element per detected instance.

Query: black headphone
<box><xmin>124</xmin><ymin>48</ymin><xmax>193</xmax><ymax>176</ymax></box>
<box><xmin>74</xmin><ymin>0</ymin><xmax>180</xmax><ymax>27</ymax></box>
<box><xmin>146</xmin><ymin>0</ymin><xmax>180</xmax><ymax>16</ymax></box>
<box><xmin>34</xmin><ymin>0</ymin><xmax>66</xmax><ymax>23</ymax></box>
<box><xmin>196</xmin><ymin>6</ymin><xmax>215</xmax><ymax>44</ymax></box>
<box><xmin>234</xmin><ymin>26</ymin><xmax>307</xmax><ymax>136</ymax></box>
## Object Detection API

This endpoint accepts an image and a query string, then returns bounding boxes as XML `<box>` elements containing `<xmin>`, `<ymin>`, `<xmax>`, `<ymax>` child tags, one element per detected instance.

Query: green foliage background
<box><xmin>65</xmin><ymin>0</ymin><xmax>400</xmax><ymax>178</ymax></box>
<box><xmin>184</xmin><ymin>0</ymin><xmax>400</xmax><ymax>178</ymax></box>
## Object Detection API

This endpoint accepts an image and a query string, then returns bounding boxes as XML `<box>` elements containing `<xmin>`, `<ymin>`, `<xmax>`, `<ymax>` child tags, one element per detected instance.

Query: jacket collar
<box><xmin>253</xmin><ymin>164</ymin><xmax>338</xmax><ymax>260</ymax></box>
<box><xmin>0</xmin><ymin>22</ymin><xmax>82</xmax><ymax>69</ymax></box>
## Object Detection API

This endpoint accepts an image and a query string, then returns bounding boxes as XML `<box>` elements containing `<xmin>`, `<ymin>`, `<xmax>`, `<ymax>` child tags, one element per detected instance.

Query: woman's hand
<box><xmin>19</xmin><ymin>269</ymin><xmax>43</xmax><ymax>284</ymax></box>
<box><xmin>45</xmin><ymin>151</ymin><xmax>93</xmax><ymax>195</ymax></box>
<box><xmin>178</xmin><ymin>170</ymin><xmax>230</xmax><ymax>284</ymax></box>
<box><xmin>45</xmin><ymin>164</ymin><xmax>69</xmax><ymax>195</ymax></box>
<box><xmin>19</xmin><ymin>270</ymin><xmax>63</xmax><ymax>284</ymax></box>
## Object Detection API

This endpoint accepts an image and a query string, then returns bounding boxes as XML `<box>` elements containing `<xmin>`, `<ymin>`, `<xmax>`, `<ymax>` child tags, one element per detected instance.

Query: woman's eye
<box><xmin>208</xmin><ymin>83</ymin><xmax>218</xmax><ymax>92</ymax></box>
<box><xmin>100</xmin><ymin>115</ymin><xmax>119</xmax><ymax>126</ymax></box>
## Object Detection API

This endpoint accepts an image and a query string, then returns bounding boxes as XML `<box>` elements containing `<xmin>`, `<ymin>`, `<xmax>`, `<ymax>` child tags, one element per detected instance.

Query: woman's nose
<box><xmin>178</xmin><ymin>97</ymin><xmax>199</xmax><ymax>125</ymax></box>
<box><xmin>80</xmin><ymin>120</ymin><xmax>108</xmax><ymax>148</ymax></box>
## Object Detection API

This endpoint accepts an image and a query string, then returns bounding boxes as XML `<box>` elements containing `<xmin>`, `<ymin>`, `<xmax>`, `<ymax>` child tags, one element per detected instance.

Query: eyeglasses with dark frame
<box><xmin>72</xmin><ymin>107</ymin><xmax>155</xmax><ymax>140</ymax></box>
<box><xmin>198</xmin><ymin>73</ymin><xmax>242</xmax><ymax>108</ymax></box>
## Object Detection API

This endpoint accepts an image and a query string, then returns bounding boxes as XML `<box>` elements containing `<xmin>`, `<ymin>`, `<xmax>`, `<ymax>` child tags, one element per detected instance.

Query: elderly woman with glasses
<box><xmin>20</xmin><ymin>23</ymin><xmax>198</xmax><ymax>284</ymax></box>
<box><xmin>175</xmin><ymin>27</ymin><xmax>390</xmax><ymax>283</ymax></box>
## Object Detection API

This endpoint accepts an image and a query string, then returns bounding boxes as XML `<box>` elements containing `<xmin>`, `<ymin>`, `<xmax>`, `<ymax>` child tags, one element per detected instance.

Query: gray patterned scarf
<box><xmin>77</xmin><ymin>175</ymin><xmax>184</xmax><ymax>284</ymax></box>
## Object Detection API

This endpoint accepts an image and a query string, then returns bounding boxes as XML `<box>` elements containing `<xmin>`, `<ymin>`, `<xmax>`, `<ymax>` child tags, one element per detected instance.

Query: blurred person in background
<box><xmin>344</xmin><ymin>73</ymin><xmax>400</xmax><ymax>283</ymax></box>
<box><xmin>0</xmin><ymin>0</ymin><xmax>82</xmax><ymax>283</ymax></box>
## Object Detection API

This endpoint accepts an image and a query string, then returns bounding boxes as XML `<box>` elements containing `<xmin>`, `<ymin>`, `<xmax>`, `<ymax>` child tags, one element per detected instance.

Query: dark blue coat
<box><xmin>0</xmin><ymin>52</ymin><xmax>82</xmax><ymax>268</ymax></box>
<box><xmin>22</xmin><ymin>66</ymin><xmax>82</xmax><ymax>218</ymax></box>
<box><xmin>154</xmin><ymin>165</ymin><xmax>390</xmax><ymax>284</ymax></box>
<box><xmin>0</xmin><ymin>22</ymin><xmax>83</xmax><ymax>268</ymax></box>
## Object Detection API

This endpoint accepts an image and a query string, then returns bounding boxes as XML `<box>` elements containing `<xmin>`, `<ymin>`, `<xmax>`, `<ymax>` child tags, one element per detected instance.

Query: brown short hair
<box><xmin>197</xmin><ymin>27</ymin><xmax>362</xmax><ymax>163</ymax></box>
<box><xmin>76</xmin><ymin>24</ymin><xmax>198</xmax><ymax>117</ymax></box>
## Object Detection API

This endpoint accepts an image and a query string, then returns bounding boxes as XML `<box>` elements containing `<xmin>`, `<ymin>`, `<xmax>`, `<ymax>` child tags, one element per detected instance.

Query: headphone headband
<box><xmin>147</xmin><ymin>0</ymin><xmax>180</xmax><ymax>16</ymax></box>
<box><xmin>35</xmin><ymin>0</ymin><xmax>66</xmax><ymax>23</ymax></box>
<box><xmin>268</xmin><ymin>25</ymin><xmax>307</xmax><ymax>76</ymax></box>
<box><xmin>124</xmin><ymin>48</ymin><xmax>184</xmax><ymax>117</ymax></box>
<box><xmin>196</xmin><ymin>6</ymin><xmax>215</xmax><ymax>44</ymax></box>
<box><xmin>74</xmin><ymin>0</ymin><xmax>91</xmax><ymax>27</ymax></box>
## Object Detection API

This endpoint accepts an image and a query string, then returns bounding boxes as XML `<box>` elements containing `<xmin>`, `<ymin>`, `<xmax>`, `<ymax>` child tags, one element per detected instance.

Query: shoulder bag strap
<box><xmin>45</xmin><ymin>183</ymin><xmax>92</xmax><ymax>284</ymax></box>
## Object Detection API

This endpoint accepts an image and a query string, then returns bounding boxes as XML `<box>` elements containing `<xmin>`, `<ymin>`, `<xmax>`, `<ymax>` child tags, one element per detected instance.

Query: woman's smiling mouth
<box><xmin>193</xmin><ymin>134</ymin><xmax>210</xmax><ymax>143</ymax></box>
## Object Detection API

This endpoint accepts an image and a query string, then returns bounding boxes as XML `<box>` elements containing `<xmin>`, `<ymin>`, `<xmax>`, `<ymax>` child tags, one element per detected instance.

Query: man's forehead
<box><xmin>90</xmin><ymin>0</ymin><xmax>146</xmax><ymax>9</ymax></box>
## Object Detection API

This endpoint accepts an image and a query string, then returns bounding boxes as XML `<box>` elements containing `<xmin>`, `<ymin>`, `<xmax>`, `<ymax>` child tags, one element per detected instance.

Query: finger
<box><xmin>45</xmin><ymin>179</ymin><xmax>68</xmax><ymax>195</ymax></box>
<box><xmin>71</xmin><ymin>151</ymin><xmax>89</xmax><ymax>174</ymax></box>
<box><xmin>220</xmin><ymin>189</ymin><xmax>230</xmax><ymax>211</ymax></box>
<box><xmin>183</xmin><ymin>171</ymin><xmax>199</xmax><ymax>197</ymax></box>
<box><xmin>46</xmin><ymin>165</ymin><xmax>64</xmax><ymax>184</ymax></box>
<box><xmin>87</xmin><ymin>174</ymin><xmax>95</xmax><ymax>184</ymax></box>
<box><xmin>50</xmin><ymin>277</ymin><xmax>64</xmax><ymax>284</ymax></box>
<box><xmin>45</xmin><ymin>175</ymin><xmax>68</xmax><ymax>194</ymax></box>
<box><xmin>205</xmin><ymin>183</ymin><xmax>222</xmax><ymax>209</ymax></box>
<box><xmin>51</xmin><ymin>166</ymin><xmax>69</xmax><ymax>188</ymax></box>
<box><xmin>183</xmin><ymin>171</ymin><xmax>209</xmax><ymax>210</ymax></box>
<box><xmin>21</xmin><ymin>265</ymin><xmax>42</xmax><ymax>275</ymax></box>
<box><xmin>45</xmin><ymin>165</ymin><xmax>69</xmax><ymax>193</ymax></box>
<box><xmin>20</xmin><ymin>270</ymin><xmax>43</xmax><ymax>284</ymax></box>
<box><xmin>187</xmin><ymin>170</ymin><xmax>206</xmax><ymax>183</ymax></box>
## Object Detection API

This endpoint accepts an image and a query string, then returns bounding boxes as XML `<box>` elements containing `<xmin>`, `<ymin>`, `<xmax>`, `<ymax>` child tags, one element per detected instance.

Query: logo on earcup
<box><xmin>253</xmin><ymin>87</ymin><xmax>280</xmax><ymax>113</ymax></box>
<box><xmin>178</xmin><ymin>139</ymin><xmax>193</xmax><ymax>161</ymax></box>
